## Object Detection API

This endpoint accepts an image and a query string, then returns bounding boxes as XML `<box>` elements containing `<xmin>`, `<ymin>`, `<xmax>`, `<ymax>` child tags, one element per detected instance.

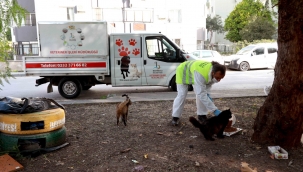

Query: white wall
<box><xmin>214</xmin><ymin>0</ymin><xmax>241</xmax><ymax>45</ymax></box>
<box><xmin>35</xmin><ymin>0</ymin><xmax>93</xmax><ymax>22</ymax></box>
<box><xmin>33</xmin><ymin>0</ymin><xmax>206</xmax><ymax>52</ymax></box>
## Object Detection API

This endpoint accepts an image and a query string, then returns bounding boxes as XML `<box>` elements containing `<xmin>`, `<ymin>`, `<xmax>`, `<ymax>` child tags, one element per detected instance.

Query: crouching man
<box><xmin>171</xmin><ymin>60</ymin><xmax>226</xmax><ymax>126</ymax></box>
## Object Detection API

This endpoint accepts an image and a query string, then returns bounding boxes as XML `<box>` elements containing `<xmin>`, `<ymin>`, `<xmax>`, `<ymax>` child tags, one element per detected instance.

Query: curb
<box><xmin>56</xmin><ymin>89</ymin><xmax>267</xmax><ymax>105</ymax></box>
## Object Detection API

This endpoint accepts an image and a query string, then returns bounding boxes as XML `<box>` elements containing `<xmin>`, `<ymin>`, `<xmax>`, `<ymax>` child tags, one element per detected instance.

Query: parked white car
<box><xmin>191</xmin><ymin>50</ymin><xmax>224</xmax><ymax>64</ymax></box>
<box><xmin>224</xmin><ymin>43</ymin><xmax>278</xmax><ymax>71</ymax></box>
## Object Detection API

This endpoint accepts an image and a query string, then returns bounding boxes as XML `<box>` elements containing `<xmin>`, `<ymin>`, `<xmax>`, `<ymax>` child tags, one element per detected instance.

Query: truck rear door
<box><xmin>111</xmin><ymin>34</ymin><xmax>144</xmax><ymax>86</ymax></box>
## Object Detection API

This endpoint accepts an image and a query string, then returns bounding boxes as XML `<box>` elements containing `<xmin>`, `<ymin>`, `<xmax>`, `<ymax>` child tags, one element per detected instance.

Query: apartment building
<box><xmin>11</xmin><ymin>0</ymin><xmax>208</xmax><ymax>60</ymax></box>
<box><xmin>11</xmin><ymin>0</ymin><xmax>37</xmax><ymax>60</ymax></box>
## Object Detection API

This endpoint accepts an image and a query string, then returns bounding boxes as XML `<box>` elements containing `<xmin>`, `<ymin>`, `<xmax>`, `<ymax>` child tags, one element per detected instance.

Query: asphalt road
<box><xmin>0</xmin><ymin>69</ymin><xmax>273</xmax><ymax>104</ymax></box>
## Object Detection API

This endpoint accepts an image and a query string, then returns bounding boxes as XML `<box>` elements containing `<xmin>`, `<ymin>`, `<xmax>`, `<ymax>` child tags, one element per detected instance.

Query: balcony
<box><xmin>13</xmin><ymin>13</ymin><xmax>37</xmax><ymax>42</ymax></box>
<box><xmin>125</xmin><ymin>8</ymin><xmax>154</xmax><ymax>23</ymax></box>
<box><xmin>92</xmin><ymin>8</ymin><xmax>154</xmax><ymax>23</ymax></box>
<box><xmin>13</xmin><ymin>26</ymin><xmax>37</xmax><ymax>42</ymax></box>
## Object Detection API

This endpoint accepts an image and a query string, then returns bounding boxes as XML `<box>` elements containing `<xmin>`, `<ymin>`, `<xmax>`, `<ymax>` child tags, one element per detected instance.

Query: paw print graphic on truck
<box><xmin>132</xmin><ymin>48</ymin><xmax>140</xmax><ymax>56</ymax></box>
<box><xmin>129</xmin><ymin>39</ymin><xmax>137</xmax><ymax>46</ymax></box>
<box><xmin>116</xmin><ymin>39</ymin><xmax>123</xmax><ymax>46</ymax></box>
<box><xmin>118</xmin><ymin>46</ymin><xmax>130</xmax><ymax>56</ymax></box>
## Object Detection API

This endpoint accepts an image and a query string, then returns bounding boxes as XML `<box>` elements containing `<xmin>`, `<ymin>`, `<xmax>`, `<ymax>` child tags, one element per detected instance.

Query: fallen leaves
<box><xmin>241</xmin><ymin>162</ymin><xmax>257</xmax><ymax>172</ymax></box>
<box><xmin>120</xmin><ymin>148</ymin><xmax>131</xmax><ymax>153</ymax></box>
<box><xmin>156</xmin><ymin>132</ymin><xmax>171</xmax><ymax>136</ymax></box>
<box><xmin>195</xmin><ymin>161</ymin><xmax>200</xmax><ymax>166</ymax></box>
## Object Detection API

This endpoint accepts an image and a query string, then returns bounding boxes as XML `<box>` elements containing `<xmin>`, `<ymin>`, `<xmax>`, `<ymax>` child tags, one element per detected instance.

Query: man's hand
<box><xmin>213</xmin><ymin>109</ymin><xmax>221</xmax><ymax>116</ymax></box>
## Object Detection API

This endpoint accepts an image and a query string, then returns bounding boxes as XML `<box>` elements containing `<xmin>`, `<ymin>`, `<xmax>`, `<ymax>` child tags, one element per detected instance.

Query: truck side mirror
<box><xmin>177</xmin><ymin>49</ymin><xmax>182</xmax><ymax>59</ymax></box>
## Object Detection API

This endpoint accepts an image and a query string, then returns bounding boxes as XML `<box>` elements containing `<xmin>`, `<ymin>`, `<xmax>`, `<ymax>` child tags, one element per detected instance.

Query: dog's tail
<box><xmin>189</xmin><ymin>116</ymin><xmax>202</xmax><ymax>128</ymax></box>
<box><xmin>121</xmin><ymin>94</ymin><xmax>131</xmax><ymax>105</ymax></box>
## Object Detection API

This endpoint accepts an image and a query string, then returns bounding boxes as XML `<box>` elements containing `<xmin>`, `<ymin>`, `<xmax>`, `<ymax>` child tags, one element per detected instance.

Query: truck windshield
<box><xmin>162</xmin><ymin>36</ymin><xmax>184</xmax><ymax>53</ymax></box>
<box><xmin>236</xmin><ymin>45</ymin><xmax>256</xmax><ymax>55</ymax></box>
<box><xmin>162</xmin><ymin>39</ymin><xmax>174</xmax><ymax>50</ymax></box>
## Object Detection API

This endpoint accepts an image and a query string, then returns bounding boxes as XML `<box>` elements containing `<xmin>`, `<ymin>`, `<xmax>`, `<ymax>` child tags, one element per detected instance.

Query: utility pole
<box><xmin>122</xmin><ymin>0</ymin><xmax>125</xmax><ymax>33</ymax></box>
<box><xmin>122</xmin><ymin>0</ymin><xmax>130</xmax><ymax>33</ymax></box>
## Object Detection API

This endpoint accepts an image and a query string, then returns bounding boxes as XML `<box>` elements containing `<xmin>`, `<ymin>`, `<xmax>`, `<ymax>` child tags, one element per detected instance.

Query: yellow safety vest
<box><xmin>176</xmin><ymin>60</ymin><xmax>212</xmax><ymax>84</ymax></box>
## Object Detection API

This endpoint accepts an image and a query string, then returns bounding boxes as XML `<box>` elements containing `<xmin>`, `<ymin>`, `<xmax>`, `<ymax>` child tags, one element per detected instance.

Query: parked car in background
<box><xmin>224</xmin><ymin>43</ymin><xmax>278</xmax><ymax>71</ymax></box>
<box><xmin>191</xmin><ymin>50</ymin><xmax>224</xmax><ymax>64</ymax></box>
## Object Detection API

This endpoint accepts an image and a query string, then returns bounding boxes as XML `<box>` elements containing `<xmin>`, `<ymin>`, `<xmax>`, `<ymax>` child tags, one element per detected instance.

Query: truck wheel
<box><xmin>82</xmin><ymin>86</ymin><xmax>92</xmax><ymax>90</ymax></box>
<box><xmin>170</xmin><ymin>77</ymin><xmax>193</xmax><ymax>91</ymax></box>
<box><xmin>58</xmin><ymin>77</ymin><xmax>82</xmax><ymax>99</ymax></box>
<box><xmin>239</xmin><ymin>62</ymin><xmax>250</xmax><ymax>71</ymax></box>
<box><xmin>170</xmin><ymin>76</ymin><xmax>177</xmax><ymax>91</ymax></box>
<box><xmin>0</xmin><ymin>108</ymin><xmax>65</xmax><ymax>135</ymax></box>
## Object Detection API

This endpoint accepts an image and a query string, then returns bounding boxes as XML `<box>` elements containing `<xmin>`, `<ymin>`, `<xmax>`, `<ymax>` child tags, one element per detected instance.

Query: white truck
<box><xmin>24</xmin><ymin>21</ymin><xmax>197</xmax><ymax>99</ymax></box>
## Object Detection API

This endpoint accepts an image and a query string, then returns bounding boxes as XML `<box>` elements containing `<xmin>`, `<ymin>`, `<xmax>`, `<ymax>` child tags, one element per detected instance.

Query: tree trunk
<box><xmin>251</xmin><ymin>0</ymin><xmax>303</xmax><ymax>148</ymax></box>
<box><xmin>209</xmin><ymin>31</ymin><xmax>213</xmax><ymax>45</ymax></box>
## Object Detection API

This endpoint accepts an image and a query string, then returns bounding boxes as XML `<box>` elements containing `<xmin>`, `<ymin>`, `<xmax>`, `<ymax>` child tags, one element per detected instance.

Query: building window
<box><xmin>22</xmin><ymin>13</ymin><xmax>36</xmax><ymax>26</ymax></box>
<box><xmin>197</xmin><ymin>40</ymin><xmax>203</xmax><ymax>50</ymax></box>
<box><xmin>133</xmin><ymin>23</ymin><xmax>146</xmax><ymax>31</ymax></box>
<box><xmin>103</xmin><ymin>8</ymin><xmax>123</xmax><ymax>22</ymax></box>
<box><xmin>168</xmin><ymin>10</ymin><xmax>182</xmax><ymax>23</ymax></box>
<box><xmin>174</xmin><ymin>39</ymin><xmax>181</xmax><ymax>47</ymax></box>
<box><xmin>125</xmin><ymin>9</ymin><xmax>153</xmax><ymax>22</ymax></box>
<box><xmin>67</xmin><ymin>7</ymin><xmax>74</xmax><ymax>21</ymax></box>
<box><xmin>93</xmin><ymin>8</ymin><xmax>103</xmax><ymax>21</ymax></box>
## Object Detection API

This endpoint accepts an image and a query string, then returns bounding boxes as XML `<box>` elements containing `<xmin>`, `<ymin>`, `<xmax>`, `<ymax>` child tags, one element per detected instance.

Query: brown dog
<box><xmin>116</xmin><ymin>94</ymin><xmax>132</xmax><ymax>126</ymax></box>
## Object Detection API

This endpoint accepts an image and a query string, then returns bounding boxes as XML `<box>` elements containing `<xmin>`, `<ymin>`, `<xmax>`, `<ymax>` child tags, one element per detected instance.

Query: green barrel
<box><xmin>0</xmin><ymin>126</ymin><xmax>66</xmax><ymax>152</ymax></box>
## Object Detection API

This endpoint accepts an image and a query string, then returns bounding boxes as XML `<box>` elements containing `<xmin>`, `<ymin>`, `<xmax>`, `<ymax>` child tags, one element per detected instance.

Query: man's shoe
<box><xmin>171</xmin><ymin>117</ymin><xmax>179</xmax><ymax>126</ymax></box>
<box><xmin>198</xmin><ymin>115</ymin><xmax>207</xmax><ymax>123</ymax></box>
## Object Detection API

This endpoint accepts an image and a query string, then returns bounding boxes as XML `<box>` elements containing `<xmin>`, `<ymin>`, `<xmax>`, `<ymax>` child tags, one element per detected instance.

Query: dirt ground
<box><xmin>14</xmin><ymin>97</ymin><xmax>303</xmax><ymax>172</ymax></box>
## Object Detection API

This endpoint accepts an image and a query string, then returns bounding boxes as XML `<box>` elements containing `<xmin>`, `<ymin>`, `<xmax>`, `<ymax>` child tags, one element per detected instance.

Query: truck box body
<box><xmin>25</xmin><ymin>21</ymin><xmax>109</xmax><ymax>76</ymax></box>
<box><xmin>39</xmin><ymin>21</ymin><xmax>108</xmax><ymax>57</ymax></box>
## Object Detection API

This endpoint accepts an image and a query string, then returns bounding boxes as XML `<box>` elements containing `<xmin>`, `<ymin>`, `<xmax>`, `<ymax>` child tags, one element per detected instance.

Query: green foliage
<box><xmin>206</xmin><ymin>15</ymin><xmax>224</xmax><ymax>43</ymax></box>
<box><xmin>240</xmin><ymin>16</ymin><xmax>276</xmax><ymax>42</ymax></box>
<box><xmin>206</xmin><ymin>15</ymin><xmax>224</xmax><ymax>34</ymax></box>
<box><xmin>0</xmin><ymin>0</ymin><xmax>27</xmax><ymax>34</ymax></box>
<box><xmin>271</xmin><ymin>0</ymin><xmax>279</xmax><ymax>6</ymax></box>
<box><xmin>5</xmin><ymin>29</ymin><xmax>12</xmax><ymax>41</ymax></box>
<box><xmin>269</xmin><ymin>0</ymin><xmax>278</xmax><ymax>21</ymax></box>
<box><xmin>0</xmin><ymin>61</ymin><xmax>13</xmax><ymax>87</ymax></box>
<box><xmin>0</xmin><ymin>41</ymin><xmax>12</xmax><ymax>62</ymax></box>
<box><xmin>0</xmin><ymin>0</ymin><xmax>27</xmax><ymax>88</ymax></box>
<box><xmin>224</xmin><ymin>0</ymin><xmax>274</xmax><ymax>42</ymax></box>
